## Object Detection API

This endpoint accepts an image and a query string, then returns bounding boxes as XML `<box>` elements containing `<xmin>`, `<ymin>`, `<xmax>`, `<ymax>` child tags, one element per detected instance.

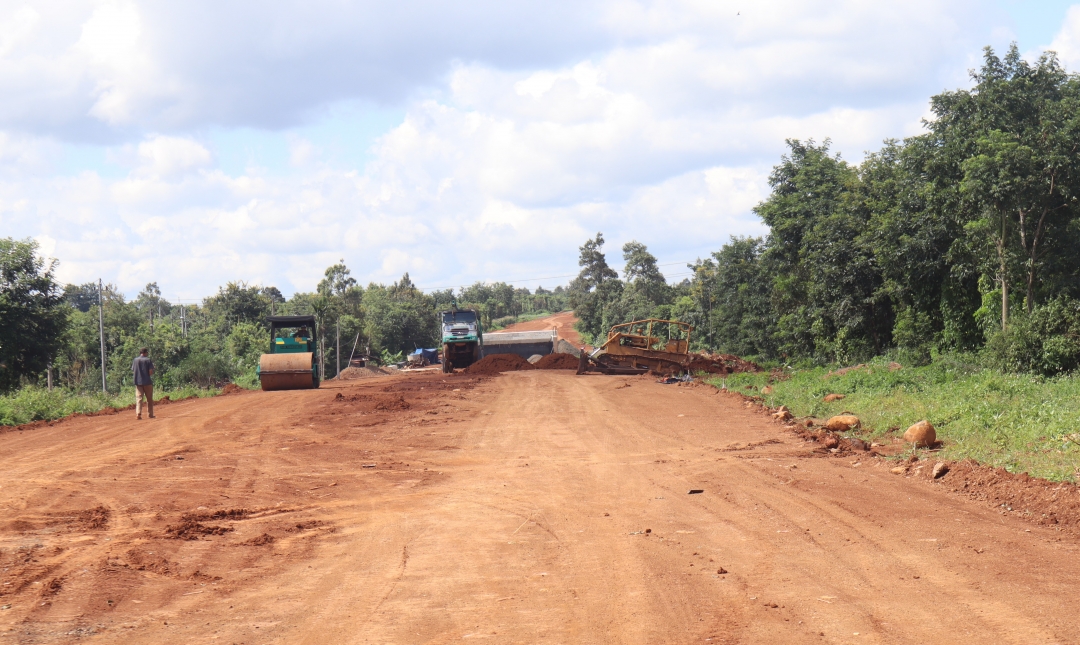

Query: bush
<box><xmin>173</xmin><ymin>352</ymin><xmax>234</xmax><ymax>388</ymax></box>
<box><xmin>985</xmin><ymin>297</ymin><xmax>1080</xmax><ymax>376</ymax></box>
<box><xmin>0</xmin><ymin>385</ymin><xmax>218</xmax><ymax>426</ymax></box>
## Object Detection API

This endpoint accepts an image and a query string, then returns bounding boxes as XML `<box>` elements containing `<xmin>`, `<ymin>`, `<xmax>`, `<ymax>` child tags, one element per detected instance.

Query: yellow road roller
<box><xmin>257</xmin><ymin>315</ymin><xmax>320</xmax><ymax>391</ymax></box>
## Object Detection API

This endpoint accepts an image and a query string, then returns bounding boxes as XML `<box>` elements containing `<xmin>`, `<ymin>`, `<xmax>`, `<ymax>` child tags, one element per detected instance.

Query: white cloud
<box><xmin>134</xmin><ymin>135</ymin><xmax>212</xmax><ymax>177</ymax></box>
<box><xmin>1049</xmin><ymin>6</ymin><xmax>1080</xmax><ymax>69</ymax></box>
<box><xmin>0</xmin><ymin>0</ymin><xmax>615</xmax><ymax>138</ymax></box>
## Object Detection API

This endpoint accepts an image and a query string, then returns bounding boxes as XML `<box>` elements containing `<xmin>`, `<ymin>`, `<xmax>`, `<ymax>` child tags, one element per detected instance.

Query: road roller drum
<box><xmin>259</xmin><ymin>352</ymin><xmax>317</xmax><ymax>390</ymax></box>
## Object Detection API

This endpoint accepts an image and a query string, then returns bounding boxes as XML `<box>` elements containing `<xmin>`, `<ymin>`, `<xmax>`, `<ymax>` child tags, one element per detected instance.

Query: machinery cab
<box><xmin>440</xmin><ymin>308</ymin><xmax>483</xmax><ymax>372</ymax></box>
<box><xmin>441</xmin><ymin>308</ymin><xmax>482</xmax><ymax>343</ymax></box>
<box><xmin>271</xmin><ymin>318</ymin><xmax>316</xmax><ymax>354</ymax></box>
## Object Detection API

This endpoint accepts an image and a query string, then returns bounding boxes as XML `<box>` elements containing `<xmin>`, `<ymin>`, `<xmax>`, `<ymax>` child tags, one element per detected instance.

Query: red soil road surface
<box><xmin>2</xmin><ymin>372</ymin><xmax>1079</xmax><ymax>644</ymax></box>
<box><xmin>500</xmin><ymin>310</ymin><xmax>583</xmax><ymax>346</ymax></box>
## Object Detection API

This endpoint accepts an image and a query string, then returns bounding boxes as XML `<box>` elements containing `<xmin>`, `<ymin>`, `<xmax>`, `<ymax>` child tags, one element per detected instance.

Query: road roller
<box><xmin>257</xmin><ymin>315</ymin><xmax>320</xmax><ymax>391</ymax></box>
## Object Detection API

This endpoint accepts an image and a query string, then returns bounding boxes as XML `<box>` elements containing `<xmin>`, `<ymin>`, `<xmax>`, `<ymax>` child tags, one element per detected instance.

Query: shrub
<box><xmin>985</xmin><ymin>297</ymin><xmax>1080</xmax><ymax>376</ymax></box>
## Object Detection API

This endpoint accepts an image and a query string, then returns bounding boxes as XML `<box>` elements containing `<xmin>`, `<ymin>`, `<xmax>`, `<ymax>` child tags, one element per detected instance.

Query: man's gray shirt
<box><xmin>132</xmin><ymin>356</ymin><xmax>154</xmax><ymax>386</ymax></box>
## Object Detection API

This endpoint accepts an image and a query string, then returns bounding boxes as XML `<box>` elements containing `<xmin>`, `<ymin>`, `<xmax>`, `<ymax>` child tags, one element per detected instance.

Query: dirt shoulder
<box><xmin>1</xmin><ymin>372</ymin><xmax>1078</xmax><ymax>643</ymax></box>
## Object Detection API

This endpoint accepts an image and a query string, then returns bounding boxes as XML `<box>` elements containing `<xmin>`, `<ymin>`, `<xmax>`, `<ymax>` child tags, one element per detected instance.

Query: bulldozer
<box><xmin>585</xmin><ymin>319</ymin><xmax>693</xmax><ymax>375</ymax></box>
<box><xmin>440</xmin><ymin>308</ymin><xmax>483</xmax><ymax>373</ymax></box>
<box><xmin>257</xmin><ymin>315</ymin><xmax>320</xmax><ymax>390</ymax></box>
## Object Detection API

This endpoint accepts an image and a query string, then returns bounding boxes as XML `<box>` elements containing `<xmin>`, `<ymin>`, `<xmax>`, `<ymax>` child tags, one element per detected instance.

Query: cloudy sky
<box><xmin>2</xmin><ymin>0</ymin><xmax>1080</xmax><ymax>300</ymax></box>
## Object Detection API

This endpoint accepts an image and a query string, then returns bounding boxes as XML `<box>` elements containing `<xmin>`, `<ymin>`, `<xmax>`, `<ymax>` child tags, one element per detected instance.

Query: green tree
<box><xmin>0</xmin><ymin>238</ymin><xmax>69</xmax><ymax>391</ymax></box>
<box><xmin>568</xmin><ymin>233</ymin><xmax>623</xmax><ymax>341</ymax></box>
<box><xmin>362</xmin><ymin>273</ymin><xmax>438</xmax><ymax>357</ymax></box>
<box><xmin>929</xmin><ymin>44</ymin><xmax>1080</xmax><ymax>329</ymax></box>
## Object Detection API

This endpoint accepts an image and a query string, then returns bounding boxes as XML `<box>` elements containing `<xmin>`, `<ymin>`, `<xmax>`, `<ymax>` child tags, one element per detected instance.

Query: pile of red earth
<box><xmin>685</xmin><ymin>353</ymin><xmax>762</xmax><ymax>374</ymax></box>
<box><xmin>464</xmin><ymin>353</ymin><xmax>536</xmax><ymax>375</ymax></box>
<box><xmin>534</xmin><ymin>353</ymin><xmax>580</xmax><ymax>370</ymax></box>
<box><xmin>220</xmin><ymin>383</ymin><xmax>246</xmax><ymax>395</ymax></box>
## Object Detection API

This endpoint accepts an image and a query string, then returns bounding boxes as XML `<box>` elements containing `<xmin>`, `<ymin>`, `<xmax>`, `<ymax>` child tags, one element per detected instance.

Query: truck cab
<box><xmin>440</xmin><ymin>308</ymin><xmax>483</xmax><ymax>372</ymax></box>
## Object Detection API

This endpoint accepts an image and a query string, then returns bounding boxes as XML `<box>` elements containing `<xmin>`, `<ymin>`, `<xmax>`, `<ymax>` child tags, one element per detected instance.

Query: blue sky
<box><xmin>2</xmin><ymin>1</ymin><xmax>1079</xmax><ymax>300</ymax></box>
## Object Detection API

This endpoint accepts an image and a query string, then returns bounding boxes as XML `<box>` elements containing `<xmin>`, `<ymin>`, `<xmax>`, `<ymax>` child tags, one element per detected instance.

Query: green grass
<box><xmin>708</xmin><ymin>355</ymin><xmax>1080</xmax><ymax>482</ymax></box>
<box><xmin>0</xmin><ymin>385</ymin><xmax>220</xmax><ymax>427</ymax></box>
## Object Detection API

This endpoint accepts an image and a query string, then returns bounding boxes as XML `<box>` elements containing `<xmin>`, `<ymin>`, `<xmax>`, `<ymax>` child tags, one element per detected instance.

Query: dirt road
<box><xmin>2</xmin><ymin>372</ymin><xmax>1078</xmax><ymax>644</ymax></box>
<box><xmin>501</xmin><ymin>311</ymin><xmax>583</xmax><ymax>346</ymax></box>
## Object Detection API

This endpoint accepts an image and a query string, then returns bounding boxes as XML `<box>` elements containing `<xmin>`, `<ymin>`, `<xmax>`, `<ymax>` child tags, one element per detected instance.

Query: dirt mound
<box><xmin>535</xmin><ymin>353</ymin><xmax>580</xmax><ymax>370</ymax></box>
<box><xmin>163</xmin><ymin>521</ymin><xmax>234</xmax><ymax>540</ymax></box>
<box><xmin>338</xmin><ymin>366</ymin><xmax>393</xmax><ymax>380</ymax></box>
<box><xmin>930</xmin><ymin>460</ymin><xmax>1080</xmax><ymax>529</ymax></box>
<box><xmin>76</xmin><ymin>505</ymin><xmax>110</xmax><ymax>530</ymax></box>
<box><xmin>465</xmin><ymin>353</ymin><xmax>536</xmax><ymax>375</ymax></box>
<box><xmin>182</xmin><ymin>508</ymin><xmax>250</xmax><ymax>522</ymax></box>
<box><xmin>220</xmin><ymin>383</ymin><xmax>246</xmax><ymax>395</ymax></box>
<box><xmin>374</xmin><ymin>397</ymin><xmax>411</xmax><ymax>411</ymax></box>
<box><xmin>686</xmin><ymin>353</ymin><xmax>762</xmax><ymax>374</ymax></box>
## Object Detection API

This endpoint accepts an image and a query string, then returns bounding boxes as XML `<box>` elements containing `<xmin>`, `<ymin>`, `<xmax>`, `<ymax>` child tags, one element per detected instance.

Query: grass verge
<box><xmin>708</xmin><ymin>355</ymin><xmax>1080</xmax><ymax>482</ymax></box>
<box><xmin>0</xmin><ymin>385</ymin><xmax>220</xmax><ymax>427</ymax></box>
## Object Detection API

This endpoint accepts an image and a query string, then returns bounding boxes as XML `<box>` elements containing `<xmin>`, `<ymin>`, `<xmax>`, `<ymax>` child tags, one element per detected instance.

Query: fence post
<box><xmin>98</xmin><ymin>279</ymin><xmax>107</xmax><ymax>393</ymax></box>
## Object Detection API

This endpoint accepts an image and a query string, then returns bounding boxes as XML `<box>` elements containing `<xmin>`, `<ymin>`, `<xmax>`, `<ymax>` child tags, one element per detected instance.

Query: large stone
<box><xmin>824</xmin><ymin>415</ymin><xmax>860</xmax><ymax>432</ymax></box>
<box><xmin>903</xmin><ymin>420</ymin><xmax>936</xmax><ymax>447</ymax></box>
<box><xmin>824</xmin><ymin>393</ymin><xmax>845</xmax><ymax>402</ymax></box>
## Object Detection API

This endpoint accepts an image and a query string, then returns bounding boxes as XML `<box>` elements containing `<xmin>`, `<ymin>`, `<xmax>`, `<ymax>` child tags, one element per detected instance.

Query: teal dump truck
<box><xmin>440</xmin><ymin>308</ymin><xmax>483</xmax><ymax>373</ymax></box>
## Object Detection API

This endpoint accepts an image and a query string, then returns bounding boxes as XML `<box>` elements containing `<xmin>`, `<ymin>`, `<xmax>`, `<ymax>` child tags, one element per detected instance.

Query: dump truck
<box><xmin>585</xmin><ymin>319</ymin><xmax>693</xmax><ymax>375</ymax></box>
<box><xmin>440</xmin><ymin>309</ymin><xmax>483</xmax><ymax>373</ymax></box>
<box><xmin>257</xmin><ymin>315</ymin><xmax>320</xmax><ymax>390</ymax></box>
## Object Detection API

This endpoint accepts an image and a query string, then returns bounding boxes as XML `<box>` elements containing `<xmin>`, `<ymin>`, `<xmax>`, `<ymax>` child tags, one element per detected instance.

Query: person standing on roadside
<box><xmin>132</xmin><ymin>348</ymin><xmax>155</xmax><ymax>419</ymax></box>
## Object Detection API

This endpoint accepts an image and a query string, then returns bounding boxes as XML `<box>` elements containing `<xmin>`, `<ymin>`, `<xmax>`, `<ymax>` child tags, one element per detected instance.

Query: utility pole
<box><xmin>98</xmin><ymin>279</ymin><xmax>107</xmax><ymax>393</ymax></box>
<box><xmin>181</xmin><ymin>304</ymin><xmax>186</xmax><ymax>337</ymax></box>
<box><xmin>47</xmin><ymin>359</ymin><xmax>53</xmax><ymax>391</ymax></box>
<box><xmin>336</xmin><ymin>319</ymin><xmax>341</xmax><ymax>379</ymax></box>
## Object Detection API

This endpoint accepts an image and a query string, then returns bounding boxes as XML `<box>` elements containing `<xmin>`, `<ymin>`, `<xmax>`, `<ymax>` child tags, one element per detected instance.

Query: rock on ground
<box><xmin>825</xmin><ymin>415</ymin><xmax>860</xmax><ymax>432</ymax></box>
<box><xmin>904</xmin><ymin>420</ymin><xmax>936</xmax><ymax>448</ymax></box>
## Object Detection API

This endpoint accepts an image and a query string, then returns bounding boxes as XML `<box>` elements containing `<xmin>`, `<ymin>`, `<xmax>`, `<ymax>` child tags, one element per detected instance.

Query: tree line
<box><xmin>568</xmin><ymin>45</ymin><xmax>1080</xmax><ymax>375</ymax></box>
<box><xmin>0</xmin><ymin>245</ymin><xmax>568</xmax><ymax>393</ymax></box>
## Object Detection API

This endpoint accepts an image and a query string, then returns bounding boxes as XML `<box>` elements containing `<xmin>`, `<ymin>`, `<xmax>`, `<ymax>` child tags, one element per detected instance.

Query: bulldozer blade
<box><xmin>582</xmin><ymin>357</ymin><xmax>649</xmax><ymax>375</ymax></box>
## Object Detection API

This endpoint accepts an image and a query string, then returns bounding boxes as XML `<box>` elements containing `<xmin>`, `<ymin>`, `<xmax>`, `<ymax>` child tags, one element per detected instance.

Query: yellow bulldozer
<box><xmin>583</xmin><ymin>318</ymin><xmax>693</xmax><ymax>375</ymax></box>
<box><xmin>257</xmin><ymin>315</ymin><xmax>320</xmax><ymax>390</ymax></box>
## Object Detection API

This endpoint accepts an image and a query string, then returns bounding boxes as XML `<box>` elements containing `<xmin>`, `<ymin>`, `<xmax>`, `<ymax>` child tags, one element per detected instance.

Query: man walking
<box><xmin>132</xmin><ymin>348</ymin><xmax>155</xmax><ymax>419</ymax></box>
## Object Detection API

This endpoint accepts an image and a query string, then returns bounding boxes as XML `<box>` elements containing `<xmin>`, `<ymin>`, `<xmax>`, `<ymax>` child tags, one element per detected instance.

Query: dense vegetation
<box><xmin>0</xmin><ymin>243</ymin><xmax>568</xmax><ymax>401</ymax></box>
<box><xmin>569</xmin><ymin>46</ymin><xmax>1080</xmax><ymax>373</ymax></box>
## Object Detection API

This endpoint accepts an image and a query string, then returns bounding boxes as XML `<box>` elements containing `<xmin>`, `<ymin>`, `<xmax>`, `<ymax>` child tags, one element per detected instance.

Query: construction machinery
<box><xmin>257</xmin><ymin>315</ymin><xmax>320</xmax><ymax>390</ymax></box>
<box><xmin>585</xmin><ymin>319</ymin><xmax>693</xmax><ymax>375</ymax></box>
<box><xmin>440</xmin><ymin>309</ymin><xmax>483</xmax><ymax>373</ymax></box>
